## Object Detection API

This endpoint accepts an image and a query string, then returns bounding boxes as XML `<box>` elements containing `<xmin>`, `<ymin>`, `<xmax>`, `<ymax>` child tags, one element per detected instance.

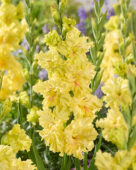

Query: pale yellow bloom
<box><xmin>0</xmin><ymin>145</ymin><xmax>36</xmax><ymax>170</ymax></box>
<box><xmin>95</xmin><ymin>149</ymin><xmax>136</xmax><ymax>170</ymax></box>
<box><xmin>38</xmin><ymin>111</ymin><xmax>65</xmax><ymax>156</ymax></box>
<box><xmin>64</xmin><ymin>118</ymin><xmax>97</xmax><ymax>159</ymax></box>
<box><xmin>105</xmin><ymin>16</ymin><xmax>119</xmax><ymax>31</ymax></box>
<box><xmin>0</xmin><ymin>1</ymin><xmax>27</xmax><ymax>100</ymax></box>
<box><xmin>96</xmin><ymin>108</ymin><xmax>128</xmax><ymax>149</ymax></box>
<box><xmin>2</xmin><ymin>124</ymin><xmax>32</xmax><ymax>152</ymax></box>
<box><xmin>34</xmin><ymin>27</ymin><xmax>101</xmax><ymax>159</ymax></box>
<box><xmin>27</xmin><ymin>106</ymin><xmax>39</xmax><ymax>125</ymax></box>
<box><xmin>102</xmin><ymin>77</ymin><xmax>131</xmax><ymax>109</ymax></box>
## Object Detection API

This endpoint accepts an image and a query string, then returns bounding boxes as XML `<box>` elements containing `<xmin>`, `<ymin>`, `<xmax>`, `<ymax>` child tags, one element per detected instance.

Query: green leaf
<box><xmin>90</xmin><ymin>47</ymin><xmax>97</xmax><ymax>65</ymax></box>
<box><xmin>96</xmin><ymin>53</ymin><xmax>104</xmax><ymax>67</ymax></box>
<box><xmin>94</xmin><ymin>0</ymin><xmax>100</xmax><ymax>18</ymax></box>
<box><xmin>121</xmin><ymin>105</ymin><xmax>132</xmax><ymax>132</ymax></box>
<box><xmin>83</xmin><ymin>153</ymin><xmax>88</xmax><ymax>170</ymax></box>
<box><xmin>132</xmin><ymin>95</ymin><xmax>136</xmax><ymax>116</ymax></box>
<box><xmin>92</xmin><ymin>70</ymin><xmax>104</xmax><ymax>94</ymax></box>
<box><xmin>88</xmin><ymin>133</ymin><xmax>102</xmax><ymax>170</ymax></box>
<box><xmin>98</xmin><ymin>11</ymin><xmax>107</xmax><ymax>32</ymax></box>
<box><xmin>97</xmin><ymin>34</ymin><xmax>105</xmax><ymax>51</ymax></box>
<box><xmin>128</xmin><ymin>125</ymin><xmax>136</xmax><ymax>150</ymax></box>
<box><xmin>132</xmin><ymin>13</ymin><xmax>136</xmax><ymax>39</ymax></box>
<box><xmin>128</xmin><ymin>75</ymin><xmax>136</xmax><ymax>99</ymax></box>
<box><xmin>75</xmin><ymin>158</ymin><xmax>81</xmax><ymax>170</ymax></box>
<box><xmin>99</xmin><ymin>0</ymin><xmax>104</xmax><ymax>8</ymax></box>
<box><xmin>132</xmin><ymin>43</ymin><xmax>136</xmax><ymax>64</ymax></box>
<box><xmin>32</xmin><ymin>130</ymin><xmax>46</xmax><ymax>170</ymax></box>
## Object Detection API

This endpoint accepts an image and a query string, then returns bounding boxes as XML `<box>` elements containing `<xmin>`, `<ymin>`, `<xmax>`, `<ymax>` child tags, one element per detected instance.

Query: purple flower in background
<box><xmin>21</xmin><ymin>38</ymin><xmax>29</xmax><ymax>50</ymax></box>
<box><xmin>107</xmin><ymin>8</ymin><xmax>115</xmax><ymax>19</ymax></box>
<box><xmin>42</xmin><ymin>24</ymin><xmax>49</xmax><ymax>34</ymax></box>
<box><xmin>36</xmin><ymin>45</ymin><xmax>40</xmax><ymax>53</ymax></box>
<box><xmin>39</xmin><ymin>69</ymin><xmax>48</xmax><ymax>80</ymax></box>
<box><xmin>94</xmin><ymin>82</ymin><xmax>104</xmax><ymax>99</ymax></box>
<box><xmin>77</xmin><ymin>8</ymin><xmax>87</xmax><ymax>35</ymax></box>
<box><xmin>78</xmin><ymin>8</ymin><xmax>87</xmax><ymax>21</ymax></box>
<box><xmin>76</xmin><ymin>22</ymin><xmax>86</xmax><ymax>35</ymax></box>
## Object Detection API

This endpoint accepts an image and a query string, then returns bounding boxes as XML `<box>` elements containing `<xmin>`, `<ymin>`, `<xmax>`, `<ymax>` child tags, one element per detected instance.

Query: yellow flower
<box><xmin>27</xmin><ymin>106</ymin><xmax>39</xmax><ymax>125</ymax></box>
<box><xmin>16</xmin><ymin>2</ymin><xmax>24</xmax><ymax>19</ymax></box>
<box><xmin>64</xmin><ymin>118</ymin><xmax>97</xmax><ymax>160</ymax></box>
<box><xmin>34</xmin><ymin>27</ymin><xmax>101</xmax><ymax>159</ymax></box>
<box><xmin>0</xmin><ymin>68</ymin><xmax>25</xmax><ymax>100</ymax></box>
<box><xmin>101</xmin><ymin>29</ymin><xmax>122</xmax><ymax>82</ymax></box>
<box><xmin>127</xmin><ymin>64</ymin><xmax>136</xmax><ymax>77</ymax></box>
<box><xmin>0</xmin><ymin>145</ymin><xmax>36</xmax><ymax>170</ymax></box>
<box><xmin>44</xmin><ymin>30</ymin><xmax>61</xmax><ymax>47</ymax></box>
<box><xmin>62</xmin><ymin>17</ymin><xmax>76</xmax><ymax>34</ymax></box>
<box><xmin>0</xmin><ymin>145</ymin><xmax>16</xmax><ymax>170</ymax></box>
<box><xmin>95</xmin><ymin>150</ymin><xmax>134</xmax><ymax>170</ymax></box>
<box><xmin>38</xmin><ymin>111</ymin><xmax>65</xmax><ymax>156</ymax></box>
<box><xmin>96</xmin><ymin>108</ymin><xmax>128</xmax><ymax>149</ymax></box>
<box><xmin>0</xmin><ymin>1</ymin><xmax>27</xmax><ymax>100</ymax></box>
<box><xmin>19</xmin><ymin>91</ymin><xmax>30</xmax><ymax>107</ymax></box>
<box><xmin>114</xmin><ymin>59</ymin><xmax>127</xmax><ymax>78</ymax></box>
<box><xmin>105</xmin><ymin>16</ymin><xmax>119</xmax><ymax>31</ymax></box>
<box><xmin>16</xmin><ymin>159</ymin><xmax>37</xmax><ymax>170</ymax></box>
<box><xmin>0</xmin><ymin>98</ymin><xmax>12</xmax><ymax>117</ymax></box>
<box><xmin>102</xmin><ymin>77</ymin><xmax>131</xmax><ymax>109</ymax></box>
<box><xmin>57</xmin><ymin>28</ymin><xmax>91</xmax><ymax>60</ymax></box>
<box><xmin>72</xmin><ymin>94</ymin><xmax>102</xmax><ymax>119</ymax></box>
<box><xmin>1</xmin><ymin>124</ymin><xmax>32</xmax><ymax>152</ymax></box>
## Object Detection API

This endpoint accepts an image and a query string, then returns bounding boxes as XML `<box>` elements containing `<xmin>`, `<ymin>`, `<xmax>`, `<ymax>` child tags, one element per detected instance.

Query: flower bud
<box><xmin>60</xmin><ymin>0</ymin><xmax>67</xmax><ymax>13</ymax></box>
<box><xmin>27</xmin><ymin>106</ymin><xmax>39</xmax><ymax>125</ymax></box>
<box><xmin>23</xmin><ymin>69</ymin><xmax>29</xmax><ymax>80</ymax></box>
<box><xmin>16</xmin><ymin>2</ymin><xmax>24</xmax><ymax>19</ymax></box>
<box><xmin>62</xmin><ymin>17</ymin><xmax>76</xmax><ymax>36</ymax></box>
<box><xmin>51</xmin><ymin>4</ymin><xmax>61</xmax><ymax>26</ymax></box>
<box><xmin>19</xmin><ymin>91</ymin><xmax>29</xmax><ymax>107</ymax></box>
<box><xmin>1</xmin><ymin>98</ymin><xmax>12</xmax><ymax>116</ymax></box>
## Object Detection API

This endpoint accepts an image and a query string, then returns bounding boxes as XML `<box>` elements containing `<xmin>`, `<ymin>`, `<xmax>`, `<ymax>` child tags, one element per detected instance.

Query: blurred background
<box><xmin>76</xmin><ymin>0</ymin><xmax>136</xmax><ymax>10</ymax></box>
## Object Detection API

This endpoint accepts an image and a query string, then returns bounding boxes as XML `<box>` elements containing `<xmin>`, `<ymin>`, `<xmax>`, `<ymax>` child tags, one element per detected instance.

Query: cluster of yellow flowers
<box><xmin>0</xmin><ymin>124</ymin><xmax>36</xmax><ymax>170</ymax></box>
<box><xmin>0</xmin><ymin>1</ymin><xmax>37</xmax><ymax>169</ymax></box>
<box><xmin>101</xmin><ymin>16</ymin><xmax>133</xmax><ymax>82</ymax></box>
<box><xmin>0</xmin><ymin>0</ymin><xmax>27</xmax><ymax>100</ymax></box>
<box><xmin>95</xmin><ymin>12</ymin><xmax>136</xmax><ymax>169</ymax></box>
<box><xmin>34</xmin><ymin>19</ymin><xmax>102</xmax><ymax>159</ymax></box>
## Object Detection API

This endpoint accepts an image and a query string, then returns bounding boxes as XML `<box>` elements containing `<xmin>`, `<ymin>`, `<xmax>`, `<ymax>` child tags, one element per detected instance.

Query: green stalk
<box><xmin>83</xmin><ymin>153</ymin><xmax>88</xmax><ymax>170</ymax></box>
<box><xmin>24</xmin><ymin>0</ymin><xmax>45</xmax><ymax>169</ymax></box>
<box><xmin>75</xmin><ymin>158</ymin><xmax>81</xmax><ymax>170</ymax></box>
<box><xmin>89</xmin><ymin>0</ymin><xmax>107</xmax><ymax>93</ymax></box>
<box><xmin>88</xmin><ymin>132</ymin><xmax>102</xmax><ymax>170</ymax></box>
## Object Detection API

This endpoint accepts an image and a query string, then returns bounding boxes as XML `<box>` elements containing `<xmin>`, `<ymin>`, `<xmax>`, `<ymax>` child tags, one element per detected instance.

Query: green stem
<box><xmin>32</xmin><ymin>128</ymin><xmax>46</xmax><ymax>170</ymax></box>
<box><xmin>75</xmin><ymin>158</ymin><xmax>81</xmax><ymax>170</ymax></box>
<box><xmin>17</xmin><ymin>100</ymin><xmax>22</xmax><ymax>124</ymax></box>
<box><xmin>83</xmin><ymin>153</ymin><xmax>88</xmax><ymax>170</ymax></box>
<box><xmin>88</xmin><ymin>132</ymin><xmax>102</xmax><ymax>170</ymax></box>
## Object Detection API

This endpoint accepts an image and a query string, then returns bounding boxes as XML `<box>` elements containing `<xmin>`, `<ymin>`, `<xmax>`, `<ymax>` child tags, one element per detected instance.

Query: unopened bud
<box><xmin>19</xmin><ymin>91</ymin><xmax>29</xmax><ymax>107</ymax></box>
